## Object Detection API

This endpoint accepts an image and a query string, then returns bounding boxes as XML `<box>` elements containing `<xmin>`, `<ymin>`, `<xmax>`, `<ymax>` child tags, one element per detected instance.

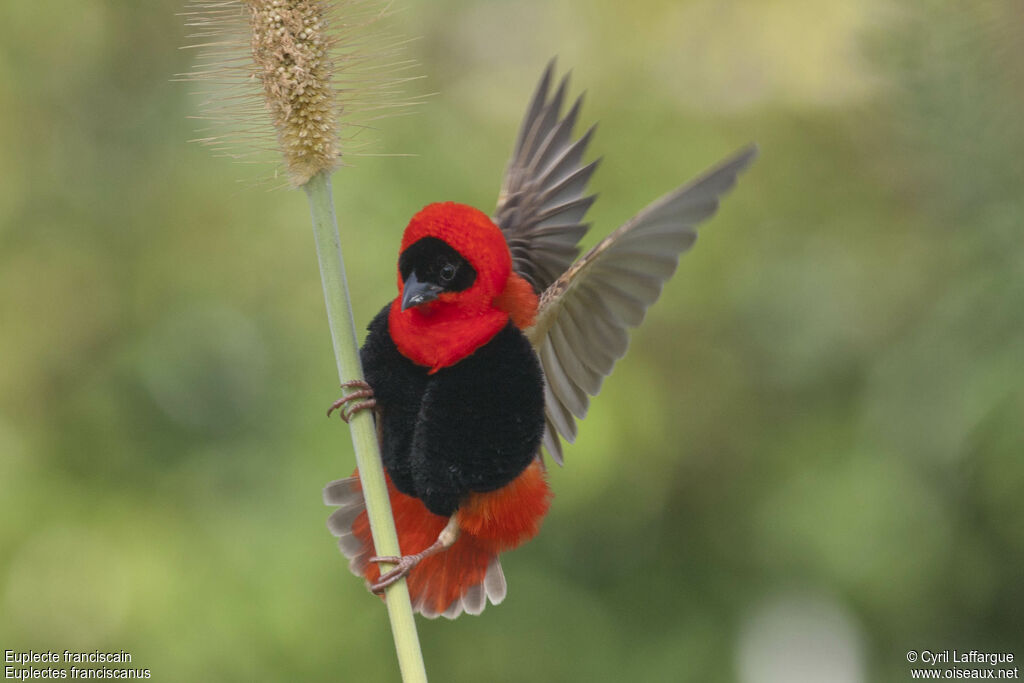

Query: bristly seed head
<box><xmin>180</xmin><ymin>0</ymin><xmax>420</xmax><ymax>188</ymax></box>
<box><xmin>247</xmin><ymin>0</ymin><xmax>338</xmax><ymax>185</ymax></box>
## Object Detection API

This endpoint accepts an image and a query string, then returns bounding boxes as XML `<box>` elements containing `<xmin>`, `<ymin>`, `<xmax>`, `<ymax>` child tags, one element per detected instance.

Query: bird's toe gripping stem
<box><xmin>366</xmin><ymin>516</ymin><xmax>460</xmax><ymax>594</ymax></box>
<box><xmin>367</xmin><ymin>554</ymin><xmax>424</xmax><ymax>594</ymax></box>
<box><xmin>327</xmin><ymin>380</ymin><xmax>377</xmax><ymax>423</ymax></box>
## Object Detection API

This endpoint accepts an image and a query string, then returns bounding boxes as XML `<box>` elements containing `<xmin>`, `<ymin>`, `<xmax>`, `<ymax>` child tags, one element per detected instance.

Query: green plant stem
<box><xmin>304</xmin><ymin>171</ymin><xmax>428</xmax><ymax>683</ymax></box>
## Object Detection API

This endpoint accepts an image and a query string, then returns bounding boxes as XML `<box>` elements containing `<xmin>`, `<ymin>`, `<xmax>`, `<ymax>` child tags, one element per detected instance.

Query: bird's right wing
<box><xmin>494</xmin><ymin>61</ymin><xmax>600</xmax><ymax>294</ymax></box>
<box><xmin>525</xmin><ymin>146</ymin><xmax>758</xmax><ymax>464</ymax></box>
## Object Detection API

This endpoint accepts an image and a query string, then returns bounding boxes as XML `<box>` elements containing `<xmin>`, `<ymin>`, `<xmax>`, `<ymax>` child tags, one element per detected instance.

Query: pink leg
<box><xmin>367</xmin><ymin>516</ymin><xmax>460</xmax><ymax>594</ymax></box>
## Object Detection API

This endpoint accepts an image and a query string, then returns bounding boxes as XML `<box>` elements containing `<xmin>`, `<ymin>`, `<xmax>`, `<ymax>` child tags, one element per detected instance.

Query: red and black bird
<box><xmin>324</xmin><ymin>63</ymin><xmax>756</xmax><ymax>618</ymax></box>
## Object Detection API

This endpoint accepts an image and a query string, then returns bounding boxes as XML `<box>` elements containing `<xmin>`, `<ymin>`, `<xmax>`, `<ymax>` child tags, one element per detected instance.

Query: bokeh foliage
<box><xmin>1</xmin><ymin>1</ymin><xmax>1021</xmax><ymax>681</ymax></box>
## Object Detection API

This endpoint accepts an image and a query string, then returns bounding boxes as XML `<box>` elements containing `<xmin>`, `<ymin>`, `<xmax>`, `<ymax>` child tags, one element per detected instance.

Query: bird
<box><xmin>323</xmin><ymin>61</ymin><xmax>757</xmax><ymax>619</ymax></box>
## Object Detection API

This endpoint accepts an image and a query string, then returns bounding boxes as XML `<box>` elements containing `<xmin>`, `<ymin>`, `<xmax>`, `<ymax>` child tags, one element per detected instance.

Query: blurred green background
<box><xmin>1</xmin><ymin>1</ymin><xmax>1021</xmax><ymax>681</ymax></box>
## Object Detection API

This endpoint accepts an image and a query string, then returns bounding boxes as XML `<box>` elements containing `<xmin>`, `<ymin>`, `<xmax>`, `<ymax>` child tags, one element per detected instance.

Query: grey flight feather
<box><xmin>523</xmin><ymin>144</ymin><xmax>758</xmax><ymax>464</ymax></box>
<box><xmin>494</xmin><ymin>59</ymin><xmax>601</xmax><ymax>294</ymax></box>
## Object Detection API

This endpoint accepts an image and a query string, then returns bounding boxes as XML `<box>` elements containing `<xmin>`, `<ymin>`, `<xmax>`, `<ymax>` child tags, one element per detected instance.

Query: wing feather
<box><xmin>527</xmin><ymin>145</ymin><xmax>758</xmax><ymax>462</ymax></box>
<box><xmin>495</xmin><ymin>62</ymin><xmax>600</xmax><ymax>294</ymax></box>
<box><xmin>541</xmin><ymin>415</ymin><xmax>565</xmax><ymax>465</ymax></box>
<box><xmin>543</xmin><ymin>375</ymin><xmax>578</xmax><ymax>444</ymax></box>
<box><xmin>549</xmin><ymin>320</ymin><xmax>604</xmax><ymax>395</ymax></box>
<box><xmin>541</xmin><ymin>334</ymin><xmax>589</xmax><ymax>418</ymax></box>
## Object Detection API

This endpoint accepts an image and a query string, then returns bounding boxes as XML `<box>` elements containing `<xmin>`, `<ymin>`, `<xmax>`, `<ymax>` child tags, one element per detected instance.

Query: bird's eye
<box><xmin>440</xmin><ymin>263</ymin><xmax>457</xmax><ymax>282</ymax></box>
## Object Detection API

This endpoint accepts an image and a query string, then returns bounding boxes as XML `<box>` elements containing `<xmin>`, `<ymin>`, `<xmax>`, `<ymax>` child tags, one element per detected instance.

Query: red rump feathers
<box><xmin>333</xmin><ymin>463</ymin><xmax>551</xmax><ymax>618</ymax></box>
<box><xmin>389</xmin><ymin>202</ymin><xmax>539</xmax><ymax>372</ymax></box>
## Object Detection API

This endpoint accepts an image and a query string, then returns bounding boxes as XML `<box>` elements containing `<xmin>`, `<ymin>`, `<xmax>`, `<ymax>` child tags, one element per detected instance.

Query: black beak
<box><xmin>401</xmin><ymin>272</ymin><xmax>444</xmax><ymax>311</ymax></box>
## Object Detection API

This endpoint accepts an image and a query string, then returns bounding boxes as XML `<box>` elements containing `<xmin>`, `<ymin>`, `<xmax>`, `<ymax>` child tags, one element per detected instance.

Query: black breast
<box><xmin>359</xmin><ymin>305</ymin><xmax>546</xmax><ymax>516</ymax></box>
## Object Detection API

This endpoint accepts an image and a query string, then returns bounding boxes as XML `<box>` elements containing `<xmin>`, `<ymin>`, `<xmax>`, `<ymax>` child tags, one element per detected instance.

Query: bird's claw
<box><xmin>327</xmin><ymin>380</ymin><xmax>377</xmax><ymax>423</ymax></box>
<box><xmin>367</xmin><ymin>554</ymin><xmax>422</xmax><ymax>594</ymax></box>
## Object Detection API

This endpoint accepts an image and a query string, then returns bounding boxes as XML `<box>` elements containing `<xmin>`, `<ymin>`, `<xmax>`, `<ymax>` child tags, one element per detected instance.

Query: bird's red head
<box><xmin>389</xmin><ymin>202</ymin><xmax>537</xmax><ymax>372</ymax></box>
<box><xmin>397</xmin><ymin>202</ymin><xmax>512</xmax><ymax>315</ymax></box>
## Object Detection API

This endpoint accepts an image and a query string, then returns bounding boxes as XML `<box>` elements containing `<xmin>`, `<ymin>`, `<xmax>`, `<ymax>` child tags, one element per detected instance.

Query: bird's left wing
<box><xmin>525</xmin><ymin>145</ymin><xmax>758</xmax><ymax>464</ymax></box>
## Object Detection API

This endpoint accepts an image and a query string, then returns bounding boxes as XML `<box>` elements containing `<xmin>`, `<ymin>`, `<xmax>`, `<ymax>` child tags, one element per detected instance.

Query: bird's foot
<box><xmin>366</xmin><ymin>516</ymin><xmax>460</xmax><ymax>594</ymax></box>
<box><xmin>327</xmin><ymin>380</ymin><xmax>376</xmax><ymax>423</ymax></box>
<box><xmin>367</xmin><ymin>553</ymin><xmax>427</xmax><ymax>594</ymax></box>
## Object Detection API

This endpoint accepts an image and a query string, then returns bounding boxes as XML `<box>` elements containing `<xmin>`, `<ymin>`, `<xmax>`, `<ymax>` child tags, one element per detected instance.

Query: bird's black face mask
<box><xmin>398</xmin><ymin>236</ymin><xmax>477</xmax><ymax>310</ymax></box>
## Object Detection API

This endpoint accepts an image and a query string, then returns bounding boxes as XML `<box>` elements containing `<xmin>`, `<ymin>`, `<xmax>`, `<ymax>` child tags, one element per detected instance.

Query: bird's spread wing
<box><xmin>494</xmin><ymin>61</ymin><xmax>600</xmax><ymax>294</ymax></box>
<box><xmin>525</xmin><ymin>145</ymin><xmax>758</xmax><ymax>464</ymax></box>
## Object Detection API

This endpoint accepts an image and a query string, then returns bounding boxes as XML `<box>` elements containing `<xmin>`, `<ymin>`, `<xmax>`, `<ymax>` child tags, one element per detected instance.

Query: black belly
<box><xmin>359</xmin><ymin>305</ymin><xmax>546</xmax><ymax>516</ymax></box>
